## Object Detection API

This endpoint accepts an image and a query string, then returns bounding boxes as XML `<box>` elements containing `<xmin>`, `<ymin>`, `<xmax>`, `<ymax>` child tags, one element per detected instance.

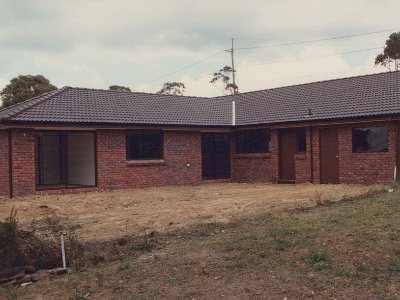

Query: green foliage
<box><xmin>271</xmin><ymin>238</ymin><xmax>292</xmax><ymax>251</ymax></box>
<box><xmin>308</xmin><ymin>248</ymin><xmax>330</xmax><ymax>262</ymax></box>
<box><xmin>0</xmin><ymin>207</ymin><xmax>83</xmax><ymax>270</ymax></box>
<box><xmin>44</xmin><ymin>210</ymin><xmax>84</xmax><ymax>269</ymax></box>
<box><xmin>308</xmin><ymin>248</ymin><xmax>331</xmax><ymax>270</ymax></box>
<box><xmin>0</xmin><ymin>207</ymin><xmax>58</xmax><ymax>269</ymax></box>
<box><xmin>71</xmin><ymin>289</ymin><xmax>90</xmax><ymax>300</ymax></box>
<box><xmin>0</xmin><ymin>75</ymin><xmax>57</xmax><ymax>108</ymax></box>
<box><xmin>158</xmin><ymin>82</ymin><xmax>186</xmax><ymax>96</ymax></box>
<box><xmin>387</xmin><ymin>260</ymin><xmax>400</xmax><ymax>272</ymax></box>
<box><xmin>0</xmin><ymin>207</ymin><xmax>25</xmax><ymax>268</ymax></box>
<box><xmin>375</xmin><ymin>32</ymin><xmax>400</xmax><ymax>71</ymax></box>
<box><xmin>354</xmin><ymin>261</ymin><xmax>369</xmax><ymax>273</ymax></box>
<box><xmin>258</xmin><ymin>250</ymin><xmax>267</xmax><ymax>258</ymax></box>
<box><xmin>108</xmin><ymin>85</ymin><xmax>131</xmax><ymax>92</ymax></box>
<box><xmin>132</xmin><ymin>234</ymin><xmax>154</xmax><ymax>251</ymax></box>
<box><xmin>334</xmin><ymin>267</ymin><xmax>351</xmax><ymax>276</ymax></box>
<box><xmin>210</xmin><ymin>65</ymin><xmax>238</xmax><ymax>95</ymax></box>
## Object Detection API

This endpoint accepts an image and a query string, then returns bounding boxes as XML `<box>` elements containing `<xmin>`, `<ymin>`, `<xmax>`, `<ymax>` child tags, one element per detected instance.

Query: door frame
<box><xmin>34</xmin><ymin>130</ymin><xmax>97</xmax><ymax>189</ymax></box>
<box><xmin>319</xmin><ymin>128</ymin><xmax>340</xmax><ymax>184</ymax></box>
<box><xmin>278</xmin><ymin>129</ymin><xmax>297</xmax><ymax>183</ymax></box>
<box><xmin>201</xmin><ymin>132</ymin><xmax>231</xmax><ymax>180</ymax></box>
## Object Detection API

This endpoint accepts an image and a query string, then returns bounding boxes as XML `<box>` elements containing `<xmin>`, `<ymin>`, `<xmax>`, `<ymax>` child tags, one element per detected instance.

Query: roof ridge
<box><xmin>232</xmin><ymin>70</ymin><xmax>400</xmax><ymax>97</ymax></box>
<box><xmin>0</xmin><ymin>87</ymin><xmax>70</xmax><ymax>120</ymax></box>
<box><xmin>68</xmin><ymin>86</ymin><xmax>216</xmax><ymax>99</ymax></box>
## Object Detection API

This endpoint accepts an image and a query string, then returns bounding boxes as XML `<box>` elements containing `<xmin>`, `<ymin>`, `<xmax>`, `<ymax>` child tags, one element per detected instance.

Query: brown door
<box><xmin>279</xmin><ymin>129</ymin><xmax>296</xmax><ymax>182</ymax></box>
<box><xmin>320</xmin><ymin>128</ymin><xmax>339</xmax><ymax>184</ymax></box>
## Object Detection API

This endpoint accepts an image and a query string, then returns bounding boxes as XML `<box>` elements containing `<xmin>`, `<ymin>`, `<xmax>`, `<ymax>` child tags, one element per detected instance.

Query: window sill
<box><xmin>294</xmin><ymin>153</ymin><xmax>306</xmax><ymax>160</ymax></box>
<box><xmin>126</xmin><ymin>159</ymin><xmax>165</xmax><ymax>166</ymax></box>
<box><xmin>234</xmin><ymin>153</ymin><xmax>271</xmax><ymax>159</ymax></box>
<box><xmin>352</xmin><ymin>151</ymin><xmax>389</xmax><ymax>154</ymax></box>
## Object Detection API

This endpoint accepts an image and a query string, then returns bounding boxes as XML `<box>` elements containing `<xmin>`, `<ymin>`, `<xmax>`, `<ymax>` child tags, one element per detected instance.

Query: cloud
<box><xmin>0</xmin><ymin>0</ymin><xmax>399</xmax><ymax>95</ymax></box>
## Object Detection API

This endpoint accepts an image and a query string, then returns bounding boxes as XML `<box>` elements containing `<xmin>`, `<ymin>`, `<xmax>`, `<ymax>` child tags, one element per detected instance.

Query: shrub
<box><xmin>0</xmin><ymin>207</ymin><xmax>83</xmax><ymax>270</ymax></box>
<box><xmin>43</xmin><ymin>210</ymin><xmax>84</xmax><ymax>269</ymax></box>
<box><xmin>308</xmin><ymin>248</ymin><xmax>331</xmax><ymax>270</ymax></box>
<box><xmin>132</xmin><ymin>234</ymin><xmax>153</xmax><ymax>251</ymax></box>
<box><xmin>0</xmin><ymin>207</ymin><xmax>27</xmax><ymax>269</ymax></box>
<box><xmin>308</xmin><ymin>248</ymin><xmax>330</xmax><ymax>263</ymax></box>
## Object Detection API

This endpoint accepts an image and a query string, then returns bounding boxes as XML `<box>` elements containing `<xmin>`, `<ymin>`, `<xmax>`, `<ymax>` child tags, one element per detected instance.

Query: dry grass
<box><xmin>0</xmin><ymin>183</ymin><xmax>376</xmax><ymax>242</ymax></box>
<box><xmin>1</xmin><ymin>185</ymin><xmax>399</xmax><ymax>299</ymax></box>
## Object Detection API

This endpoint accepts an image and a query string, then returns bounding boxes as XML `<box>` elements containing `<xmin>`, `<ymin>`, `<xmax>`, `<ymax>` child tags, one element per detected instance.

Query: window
<box><xmin>296</xmin><ymin>128</ymin><xmax>307</xmax><ymax>152</ymax></box>
<box><xmin>126</xmin><ymin>130</ymin><xmax>163</xmax><ymax>160</ymax></box>
<box><xmin>236</xmin><ymin>129</ymin><xmax>270</xmax><ymax>153</ymax></box>
<box><xmin>352</xmin><ymin>126</ymin><xmax>388</xmax><ymax>152</ymax></box>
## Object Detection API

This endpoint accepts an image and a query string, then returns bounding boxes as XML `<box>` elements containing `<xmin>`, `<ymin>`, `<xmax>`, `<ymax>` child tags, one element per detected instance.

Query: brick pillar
<box><xmin>11</xmin><ymin>129</ymin><xmax>36</xmax><ymax>197</ymax></box>
<box><xmin>0</xmin><ymin>130</ymin><xmax>10</xmax><ymax>197</ymax></box>
<box><xmin>270</xmin><ymin>129</ymin><xmax>279</xmax><ymax>182</ymax></box>
<box><xmin>311</xmin><ymin>127</ymin><xmax>321</xmax><ymax>184</ymax></box>
<box><xmin>96</xmin><ymin>129</ymin><xmax>126</xmax><ymax>189</ymax></box>
<box><xmin>294</xmin><ymin>127</ymin><xmax>312</xmax><ymax>183</ymax></box>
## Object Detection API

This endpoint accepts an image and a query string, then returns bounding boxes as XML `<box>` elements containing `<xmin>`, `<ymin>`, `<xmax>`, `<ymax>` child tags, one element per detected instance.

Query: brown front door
<box><xmin>320</xmin><ymin>128</ymin><xmax>339</xmax><ymax>184</ymax></box>
<box><xmin>279</xmin><ymin>129</ymin><xmax>296</xmax><ymax>182</ymax></box>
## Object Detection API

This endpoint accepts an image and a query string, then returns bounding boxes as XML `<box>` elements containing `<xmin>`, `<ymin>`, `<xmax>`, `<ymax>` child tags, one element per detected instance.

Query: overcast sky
<box><xmin>0</xmin><ymin>0</ymin><xmax>399</xmax><ymax>97</ymax></box>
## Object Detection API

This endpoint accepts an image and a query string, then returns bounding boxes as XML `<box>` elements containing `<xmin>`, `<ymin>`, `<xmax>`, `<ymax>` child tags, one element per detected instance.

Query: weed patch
<box><xmin>387</xmin><ymin>260</ymin><xmax>400</xmax><ymax>272</ymax></box>
<box><xmin>270</xmin><ymin>238</ymin><xmax>292</xmax><ymax>251</ymax></box>
<box><xmin>308</xmin><ymin>248</ymin><xmax>331</xmax><ymax>270</ymax></box>
<box><xmin>0</xmin><ymin>207</ymin><xmax>84</xmax><ymax>271</ymax></box>
<box><xmin>132</xmin><ymin>234</ymin><xmax>155</xmax><ymax>251</ymax></box>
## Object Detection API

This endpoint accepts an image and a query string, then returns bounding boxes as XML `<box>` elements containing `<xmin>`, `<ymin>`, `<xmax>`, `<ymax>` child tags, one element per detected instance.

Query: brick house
<box><xmin>1</xmin><ymin>71</ymin><xmax>400</xmax><ymax>198</ymax></box>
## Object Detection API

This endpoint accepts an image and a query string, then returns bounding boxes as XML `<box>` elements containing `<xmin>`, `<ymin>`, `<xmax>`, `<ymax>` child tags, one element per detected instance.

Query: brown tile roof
<box><xmin>0</xmin><ymin>71</ymin><xmax>399</xmax><ymax>127</ymax></box>
<box><xmin>234</xmin><ymin>70</ymin><xmax>400</xmax><ymax>126</ymax></box>
<box><xmin>0</xmin><ymin>87</ymin><xmax>232</xmax><ymax>126</ymax></box>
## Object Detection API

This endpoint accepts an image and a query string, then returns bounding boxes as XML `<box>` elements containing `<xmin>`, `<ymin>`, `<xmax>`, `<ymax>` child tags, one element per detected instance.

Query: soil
<box><xmin>0</xmin><ymin>183</ymin><xmax>376</xmax><ymax>242</ymax></box>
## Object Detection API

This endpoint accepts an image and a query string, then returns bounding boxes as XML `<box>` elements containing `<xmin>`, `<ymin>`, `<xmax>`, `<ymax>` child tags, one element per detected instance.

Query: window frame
<box><xmin>126</xmin><ymin>129</ymin><xmax>164</xmax><ymax>160</ymax></box>
<box><xmin>352</xmin><ymin>125</ymin><xmax>388</xmax><ymax>153</ymax></box>
<box><xmin>295</xmin><ymin>128</ymin><xmax>307</xmax><ymax>153</ymax></box>
<box><xmin>235</xmin><ymin>129</ymin><xmax>271</xmax><ymax>154</ymax></box>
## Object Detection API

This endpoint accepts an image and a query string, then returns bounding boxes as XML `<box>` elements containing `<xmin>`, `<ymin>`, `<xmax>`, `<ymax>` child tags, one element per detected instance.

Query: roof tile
<box><xmin>0</xmin><ymin>71</ymin><xmax>399</xmax><ymax>127</ymax></box>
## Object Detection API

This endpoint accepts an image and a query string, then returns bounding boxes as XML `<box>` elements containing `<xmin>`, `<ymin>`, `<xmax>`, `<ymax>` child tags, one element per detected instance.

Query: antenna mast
<box><xmin>226</xmin><ymin>38</ymin><xmax>238</xmax><ymax>95</ymax></box>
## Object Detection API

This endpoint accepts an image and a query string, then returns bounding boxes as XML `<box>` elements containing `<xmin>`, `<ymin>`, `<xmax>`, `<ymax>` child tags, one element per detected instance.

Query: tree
<box><xmin>0</xmin><ymin>75</ymin><xmax>57</xmax><ymax>108</ymax></box>
<box><xmin>109</xmin><ymin>85</ymin><xmax>131</xmax><ymax>92</ymax></box>
<box><xmin>210</xmin><ymin>65</ymin><xmax>238</xmax><ymax>95</ymax></box>
<box><xmin>375</xmin><ymin>32</ymin><xmax>400</xmax><ymax>71</ymax></box>
<box><xmin>157</xmin><ymin>82</ymin><xmax>186</xmax><ymax>96</ymax></box>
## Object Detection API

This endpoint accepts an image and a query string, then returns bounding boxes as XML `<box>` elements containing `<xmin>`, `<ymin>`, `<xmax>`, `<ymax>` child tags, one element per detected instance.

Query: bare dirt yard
<box><xmin>0</xmin><ymin>183</ymin><xmax>377</xmax><ymax>242</ymax></box>
<box><xmin>1</xmin><ymin>184</ymin><xmax>399</xmax><ymax>299</ymax></box>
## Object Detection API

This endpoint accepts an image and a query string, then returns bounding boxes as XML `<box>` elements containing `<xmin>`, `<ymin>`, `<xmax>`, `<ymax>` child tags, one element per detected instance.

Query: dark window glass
<box><xmin>352</xmin><ymin>126</ymin><xmax>388</xmax><ymax>152</ymax></box>
<box><xmin>126</xmin><ymin>130</ymin><xmax>163</xmax><ymax>160</ymax></box>
<box><xmin>296</xmin><ymin>128</ymin><xmax>307</xmax><ymax>152</ymax></box>
<box><xmin>235</xmin><ymin>129</ymin><xmax>270</xmax><ymax>153</ymax></box>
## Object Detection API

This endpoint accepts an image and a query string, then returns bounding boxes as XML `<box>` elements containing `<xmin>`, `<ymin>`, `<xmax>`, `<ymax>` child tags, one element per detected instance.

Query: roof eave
<box><xmin>0</xmin><ymin>119</ymin><xmax>234</xmax><ymax>129</ymax></box>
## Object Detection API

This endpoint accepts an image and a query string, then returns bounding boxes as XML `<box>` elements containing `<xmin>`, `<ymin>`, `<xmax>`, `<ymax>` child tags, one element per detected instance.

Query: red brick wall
<box><xmin>1</xmin><ymin>121</ymin><xmax>397</xmax><ymax>198</ymax></box>
<box><xmin>232</xmin><ymin>129</ymin><xmax>279</xmax><ymax>183</ymax></box>
<box><xmin>294</xmin><ymin>127</ymin><xmax>312</xmax><ymax>183</ymax></box>
<box><xmin>232</xmin><ymin>122</ymin><xmax>397</xmax><ymax>185</ymax></box>
<box><xmin>338</xmin><ymin>122</ymin><xmax>397</xmax><ymax>184</ymax></box>
<box><xmin>11</xmin><ymin>129</ymin><xmax>36</xmax><ymax>197</ymax></box>
<box><xmin>96</xmin><ymin>129</ymin><xmax>202</xmax><ymax>189</ymax></box>
<box><xmin>0</xmin><ymin>130</ymin><xmax>10</xmax><ymax>197</ymax></box>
